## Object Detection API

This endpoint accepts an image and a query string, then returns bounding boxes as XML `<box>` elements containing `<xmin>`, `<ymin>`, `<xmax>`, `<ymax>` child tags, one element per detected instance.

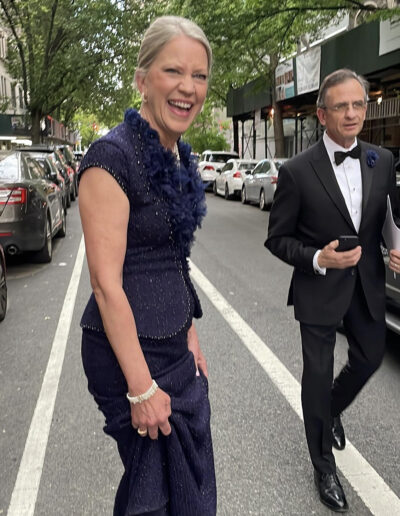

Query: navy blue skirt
<box><xmin>81</xmin><ymin>322</ymin><xmax>216</xmax><ymax>516</ymax></box>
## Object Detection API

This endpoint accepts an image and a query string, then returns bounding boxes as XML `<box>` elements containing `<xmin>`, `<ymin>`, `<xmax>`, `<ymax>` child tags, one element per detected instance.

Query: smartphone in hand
<box><xmin>337</xmin><ymin>235</ymin><xmax>360</xmax><ymax>252</ymax></box>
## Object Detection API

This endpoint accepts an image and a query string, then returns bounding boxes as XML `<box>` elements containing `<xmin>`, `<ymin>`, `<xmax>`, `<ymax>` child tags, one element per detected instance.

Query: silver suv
<box><xmin>198</xmin><ymin>150</ymin><xmax>239</xmax><ymax>189</ymax></box>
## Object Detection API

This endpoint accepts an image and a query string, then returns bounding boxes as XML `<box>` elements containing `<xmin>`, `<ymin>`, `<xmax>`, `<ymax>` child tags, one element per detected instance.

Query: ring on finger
<box><xmin>137</xmin><ymin>427</ymin><xmax>147</xmax><ymax>437</ymax></box>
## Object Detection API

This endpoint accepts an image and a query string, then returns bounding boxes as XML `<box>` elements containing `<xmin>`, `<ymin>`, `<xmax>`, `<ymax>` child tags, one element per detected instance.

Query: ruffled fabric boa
<box><xmin>124</xmin><ymin>108</ymin><xmax>207</xmax><ymax>258</ymax></box>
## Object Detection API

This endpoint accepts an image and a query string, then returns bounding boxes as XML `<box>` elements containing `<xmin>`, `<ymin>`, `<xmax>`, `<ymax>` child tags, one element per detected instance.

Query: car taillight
<box><xmin>233</xmin><ymin>171</ymin><xmax>241</xmax><ymax>178</ymax></box>
<box><xmin>0</xmin><ymin>187</ymin><xmax>27</xmax><ymax>205</ymax></box>
<box><xmin>271</xmin><ymin>176</ymin><xmax>278</xmax><ymax>184</ymax></box>
<box><xmin>204</xmin><ymin>165</ymin><xmax>215</xmax><ymax>170</ymax></box>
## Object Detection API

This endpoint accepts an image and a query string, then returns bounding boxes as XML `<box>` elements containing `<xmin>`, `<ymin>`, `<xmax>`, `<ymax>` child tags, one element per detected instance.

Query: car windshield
<box><xmin>0</xmin><ymin>154</ymin><xmax>19</xmax><ymax>180</ymax></box>
<box><xmin>239</xmin><ymin>163</ymin><xmax>255</xmax><ymax>170</ymax></box>
<box><xmin>210</xmin><ymin>153</ymin><xmax>237</xmax><ymax>163</ymax></box>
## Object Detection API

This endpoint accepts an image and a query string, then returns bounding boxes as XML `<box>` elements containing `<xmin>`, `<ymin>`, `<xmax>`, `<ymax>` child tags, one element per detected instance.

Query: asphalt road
<box><xmin>1</xmin><ymin>192</ymin><xmax>399</xmax><ymax>515</ymax></box>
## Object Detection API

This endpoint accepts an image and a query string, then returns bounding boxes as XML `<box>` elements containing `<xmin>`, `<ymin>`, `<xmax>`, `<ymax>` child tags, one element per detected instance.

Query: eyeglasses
<box><xmin>323</xmin><ymin>101</ymin><xmax>367</xmax><ymax>113</ymax></box>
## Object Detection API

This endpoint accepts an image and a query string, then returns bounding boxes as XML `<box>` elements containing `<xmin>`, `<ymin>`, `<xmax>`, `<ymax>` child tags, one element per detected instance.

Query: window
<box><xmin>221</xmin><ymin>162</ymin><xmax>233</xmax><ymax>172</ymax></box>
<box><xmin>19</xmin><ymin>87</ymin><xmax>23</xmax><ymax>109</ymax></box>
<box><xmin>0</xmin><ymin>33</ymin><xmax>6</xmax><ymax>59</ymax></box>
<box><xmin>0</xmin><ymin>153</ymin><xmax>19</xmax><ymax>180</ymax></box>
<box><xmin>26</xmin><ymin>158</ymin><xmax>45</xmax><ymax>179</ymax></box>
<box><xmin>239</xmin><ymin>163</ymin><xmax>255</xmax><ymax>170</ymax></box>
<box><xmin>37</xmin><ymin>158</ymin><xmax>52</xmax><ymax>178</ymax></box>
<box><xmin>262</xmin><ymin>161</ymin><xmax>271</xmax><ymax>173</ymax></box>
<box><xmin>0</xmin><ymin>76</ymin><xmax>6</xmax><ymax>98</ymax></box>
<box><xmin>252</xmin><ymin>163</ymin><xmax>263</xmax><ymax>175</ymax></box>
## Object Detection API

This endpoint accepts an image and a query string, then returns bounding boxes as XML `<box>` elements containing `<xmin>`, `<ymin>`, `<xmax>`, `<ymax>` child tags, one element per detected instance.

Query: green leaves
<box><xmin>183</xmin><ymin>100</ymin><xmax>230</xmax><ymax>153</ymax></box>
<box><xmin>0</xmin><ymin>0</ymin><xmax>156</xmax><ymax>140</ymax></box>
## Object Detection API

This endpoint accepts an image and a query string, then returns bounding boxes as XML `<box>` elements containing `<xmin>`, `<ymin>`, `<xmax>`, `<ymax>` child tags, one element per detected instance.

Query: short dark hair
<box><xmin>316</xmin><ymin>68</ymin><xmax>369</xmax><ymax>108</ymax></box>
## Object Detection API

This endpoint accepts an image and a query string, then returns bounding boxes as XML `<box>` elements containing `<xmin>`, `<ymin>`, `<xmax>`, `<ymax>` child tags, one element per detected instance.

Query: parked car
<box><xmin>57</xmin><ymin>145</ymin><xmax>79</xmax><ymax>195</ymax></box>
<box><xmin>0</xmin><ymin>150</ymin><xmax>66</xmax><ymax>262</ymax></box>
<box><xmin>54</xmin><ymin>148</ymin><xmax>77</xmax><ymax>201</ymax></box>
<box><xmin>74</xmin><ymin>150</ymin><xmax>84</xmax><ymax>167</ymax></box>
<box><xmin>214</xmin><ymin>158</ymin><xmax>258</xmax><ymax>199</ymax></box>
<box><xmin>28</xmin><ymin>152</ymin><xmax>69</xmax><ymax>213</ymax></box>
<box><xmin>384</xmin><ymin>167</ymin><xmax>400</xmax><ymax>335</ymax></box>
<box><xmin>0</xmin><ymin>243</ymin><xmax>6</xmax><ymax>321</ymax></box>
<box><xmin>241</xmin><ymin>158</ymin><xmax>287</xmax><ymax>210</ymax></box>
<box><xmin>198</xmin><ymin>150</ymin><xmax>239</xmax><ymax>189</ymax></box>
<box><xmin>22</xmin><ymin>145</ymin><xmax>74</xmax><ymax>206</ymax></box>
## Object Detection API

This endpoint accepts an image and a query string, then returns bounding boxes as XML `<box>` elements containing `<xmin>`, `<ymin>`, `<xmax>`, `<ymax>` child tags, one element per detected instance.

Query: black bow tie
<box><xmin>334</xmin><ymin>145</ymin><xmax>361</xmax><ymax>166</ymax></box>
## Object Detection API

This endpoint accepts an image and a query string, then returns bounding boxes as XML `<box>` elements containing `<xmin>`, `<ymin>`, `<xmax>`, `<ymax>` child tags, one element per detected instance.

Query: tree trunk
<box><xmin>31</xmin><ymin>109</ymin><xmax>42</xmax><ymax>144</ymax></box>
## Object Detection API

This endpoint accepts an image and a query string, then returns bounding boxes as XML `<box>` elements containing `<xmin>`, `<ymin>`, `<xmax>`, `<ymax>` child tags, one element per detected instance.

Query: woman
<box><xmin>78</xmin><ymin>16</ymin><xmax>216</xmax><ymax>516</ymax></box>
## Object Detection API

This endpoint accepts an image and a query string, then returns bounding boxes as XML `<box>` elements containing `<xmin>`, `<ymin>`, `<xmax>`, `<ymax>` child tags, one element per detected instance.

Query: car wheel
<box><xmin>66</xmin><ymin>189</ymin><xmax>71</xmax><ymax>208</ymax></box>
<box><xmin>213</xmin><ymin>181</ymin><xmax>218</xmax><ymax>195</ymax></box>
<box><xmin>35</xmin><ymin>215</ymin><xmax>53</xmax><ymax>263</ymax></box>
<box><xmin>224</xmin><ymin>184</ymin><xmax>231</xmax><ymax>200</ymax></box>
<box><xmin>241</xmin><ymin>186</ymin><xmax>248</xmax><ymax>204</ymax></box>
<box><xmin>57</xmin><ymin>208</ymin><xmax>67</xmax><ymax>238</ymax></box>
<box><xmin>259</xmin><ymin>190</ymin><xmax>268</xmax><ymax>211</ymax></box>
<box><xmin>0</xmin><ymin>276</ymin><xmax>6</xmax><ymax>322</ymax></box>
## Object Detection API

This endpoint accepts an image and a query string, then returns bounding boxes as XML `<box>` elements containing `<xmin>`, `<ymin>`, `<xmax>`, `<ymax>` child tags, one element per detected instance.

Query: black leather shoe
<box><xmin>314</xmin><ymin>471</ymin><xmax>349</xmax><ymax>512</ymax></box>
<box><xmin>332</xmin><ymin>415</ymin><xmax>346</xmax><ymax>450</ymax></box>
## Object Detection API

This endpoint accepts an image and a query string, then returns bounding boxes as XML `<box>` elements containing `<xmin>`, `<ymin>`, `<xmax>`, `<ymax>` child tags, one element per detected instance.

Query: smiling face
<box><xmin>317</xmin><ymin>78</ymin><xmax>367</xmax><ymax>149</ymax></box>
<box><xmin>136</xmin><ymin>34</ymin><xmax>209</xmax><ymax>149</ymax></box>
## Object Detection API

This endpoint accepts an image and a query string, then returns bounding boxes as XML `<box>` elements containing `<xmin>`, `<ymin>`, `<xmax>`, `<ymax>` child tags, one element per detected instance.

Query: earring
<box><xmin>141</xmin><ymin>91</ymin><xmax>148</xmax><ymax>103</ymax></box>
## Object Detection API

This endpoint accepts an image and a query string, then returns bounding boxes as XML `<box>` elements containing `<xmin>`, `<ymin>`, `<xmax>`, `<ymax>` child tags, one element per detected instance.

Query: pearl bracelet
<box><xmin>126</xmin><ymin>380</ymin><xmax>158</xmax><ymax>405</ymax></box>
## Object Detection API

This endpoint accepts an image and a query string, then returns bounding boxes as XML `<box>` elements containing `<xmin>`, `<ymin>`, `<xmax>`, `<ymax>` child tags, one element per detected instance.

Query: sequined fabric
<box><xmin>82</xmin><ymin>323</ymin><xmax>216</xmax><ymax>516</ymax></box>
<box><xmin>79</xmin><ymin>110</ymin><xmax>216</xmax><ymax>515</ymax></box>
<box><xmin>78</xmin><ymin>109</ymin><xmax>205</xmax><ymax>338</ymax></box>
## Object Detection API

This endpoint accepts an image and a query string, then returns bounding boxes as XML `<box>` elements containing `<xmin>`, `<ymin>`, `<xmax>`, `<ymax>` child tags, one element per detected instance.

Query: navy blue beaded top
<box><xmin>78</xmin><ymin>109</ymin><xmax>206</xmax><ymax>339</ymax></box>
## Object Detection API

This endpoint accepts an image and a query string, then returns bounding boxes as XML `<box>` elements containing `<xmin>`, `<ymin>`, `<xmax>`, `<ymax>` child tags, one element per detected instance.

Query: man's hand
<box><xmin>389</xmin><ymin>249</ymin><xmax>400</xmax><ymax>273</ymax></box>
<box><xmin>318</xmin><ymin>239</ymin><xmax>362</xmax><ymax>269</ymax></box>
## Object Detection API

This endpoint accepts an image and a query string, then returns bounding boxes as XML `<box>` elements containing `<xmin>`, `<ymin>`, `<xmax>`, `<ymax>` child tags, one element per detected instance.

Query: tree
<box><xmin>168</xmin><ymin>0</ymin><xmax>400</xmax><ymax>155</ymax></box>
<box><xmin>73</xmin><ymin>93</ymin><xmax>142</xmax><ymax>149</ymax></box>
<box><xmin>182</xmin><ymin>101</ymin><xmax>229</xmax><ymax>153</ymax></box>
<box><xmin>0</xmin><ymin>0</ymin><xmax>148</xmax><ymax>142</ymax></box>
<box><xmin>72</xmin><ymin>111</ymin><xmax>103</xmax><ymax>149</ymax></box>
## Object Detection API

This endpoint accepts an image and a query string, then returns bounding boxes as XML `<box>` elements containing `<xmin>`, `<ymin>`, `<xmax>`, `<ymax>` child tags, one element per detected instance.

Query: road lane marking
<box><xmin>7</xmin><ymin>236</ymin><xmax>86</xmax><ymax>516</ymax></box>
<box><xmin>189</xmin><ymin>259</ymin><xmax>400</xmax><ymax>515</ymax></box>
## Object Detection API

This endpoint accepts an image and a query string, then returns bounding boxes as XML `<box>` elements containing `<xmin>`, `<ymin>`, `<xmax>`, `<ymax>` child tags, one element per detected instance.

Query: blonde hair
<box><xmin>135</xmin><ymin>15</ymin><xmax>212</xmax><ymax>81</ymax></box>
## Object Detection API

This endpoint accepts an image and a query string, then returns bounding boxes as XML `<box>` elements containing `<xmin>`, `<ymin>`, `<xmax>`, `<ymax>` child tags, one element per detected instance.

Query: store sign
<box><xmin>275</xmin><ymin>59</ymin><xmax>294</xmax><ymax>101</ymax></box>
<box><xmin>296</xmin><ymin>46</ymin><xmax>321</xmax><ymax>95</ymax></box>
<box><xmin>379</xmin><ymin>18</ymin><xmax>400</xmax><ymax>56</ymax></box>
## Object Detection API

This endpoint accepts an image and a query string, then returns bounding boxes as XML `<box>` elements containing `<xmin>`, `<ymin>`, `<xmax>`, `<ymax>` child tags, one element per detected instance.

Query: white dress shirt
<box><xmin>313</xmin><ymin>131</ymin><xmax>363</xmax><ymax>275</ymax></box>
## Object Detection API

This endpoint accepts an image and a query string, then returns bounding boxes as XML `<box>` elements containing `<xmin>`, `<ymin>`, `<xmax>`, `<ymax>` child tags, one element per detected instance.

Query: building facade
<box><xmin>227</xmin><ymin>17</ymin><xmax>400</xmax><ymax>162</ymax></box>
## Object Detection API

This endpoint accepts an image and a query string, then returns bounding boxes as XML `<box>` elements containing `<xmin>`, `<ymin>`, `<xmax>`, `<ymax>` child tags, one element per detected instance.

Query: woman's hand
<box><xmin>187</xmin><ymin>323</ymin><xmax>208</xmax><ymax>378</ymax></box>
<box><xmin>131</xmin><ymin>388</ymin><xmax>172</xmax><ymax>440</ymax></box>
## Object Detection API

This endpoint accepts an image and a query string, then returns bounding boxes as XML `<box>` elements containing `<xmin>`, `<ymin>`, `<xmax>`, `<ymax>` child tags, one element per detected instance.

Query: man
<box><xmin>265</xmin><ymin>69</ymin><xmax>400</xmax><ymax>512</ymax></box>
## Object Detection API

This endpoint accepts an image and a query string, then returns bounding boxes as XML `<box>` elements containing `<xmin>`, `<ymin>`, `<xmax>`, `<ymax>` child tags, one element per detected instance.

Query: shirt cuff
<box><xmin>313</xmin><ymin>250</ymin><xmax>326</xmax><ymax>276</ymax></box>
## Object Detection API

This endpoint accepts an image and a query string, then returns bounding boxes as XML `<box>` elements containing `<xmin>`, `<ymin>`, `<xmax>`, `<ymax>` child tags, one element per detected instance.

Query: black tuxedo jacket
<box><xmin>265</xmin><ymin>138</ymin><xmax>398</xmax><ymax>325</ymax></box>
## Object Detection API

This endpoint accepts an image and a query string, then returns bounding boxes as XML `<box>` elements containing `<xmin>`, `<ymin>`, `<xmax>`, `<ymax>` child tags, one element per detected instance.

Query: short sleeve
<box><xmin>78</xmin><ymin>139</ymin><xmax>129</xmax><ymax>195</ymax></box>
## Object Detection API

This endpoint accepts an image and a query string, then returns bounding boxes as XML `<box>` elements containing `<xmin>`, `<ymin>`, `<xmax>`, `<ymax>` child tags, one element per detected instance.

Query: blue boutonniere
<box><xmin>366</xmin><ymin>150</ymin><xmax>379</xmax><ymax>168</ymax></box>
